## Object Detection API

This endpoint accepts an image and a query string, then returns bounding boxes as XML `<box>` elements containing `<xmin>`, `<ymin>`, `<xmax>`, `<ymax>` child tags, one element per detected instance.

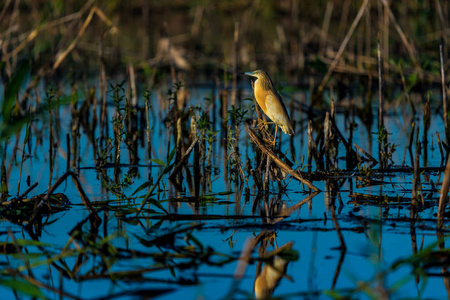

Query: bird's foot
<box><xmin>263</xmin><ymin>138</ymin><xmax>276</xmax><ymax>147</ymax></box>
<box><xmin>256</xmin><ymin>119</ymin><xmax>274</xmax><ymax>131</ymax></box>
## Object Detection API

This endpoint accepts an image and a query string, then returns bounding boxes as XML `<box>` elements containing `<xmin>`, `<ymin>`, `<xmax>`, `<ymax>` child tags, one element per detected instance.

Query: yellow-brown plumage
<box><xmin>245</xmin><ymin>70</ymin><xmax>294</xmax><ymax>139</ymax></box>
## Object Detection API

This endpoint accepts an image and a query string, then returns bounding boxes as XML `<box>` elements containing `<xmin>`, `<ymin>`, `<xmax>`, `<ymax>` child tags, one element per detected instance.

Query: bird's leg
<box><xmin>257</xmin><ymin>118</ymin><xmax>274</xmax><ymax>131</ymax></box>
<box><xmin>273</xmin><ymin>126</ymin><xmax>278</xmax><ymax>144</ymax></box>
<box><xmin>256</xmin><ymin>118</ymin><xmax>276</xmax><ymax>146</ymax></box>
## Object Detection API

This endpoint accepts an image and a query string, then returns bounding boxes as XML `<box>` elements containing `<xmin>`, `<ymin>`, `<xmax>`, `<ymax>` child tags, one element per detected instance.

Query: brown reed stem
<box><xmin>128</xmin><ymin>62</ymin><xmax>137</xmax><ymax>108</ymax></box>
<box><xmin>264</xmin><ymin>155</ymin><xmax>271</xmax><ymax>192</ymax></box>
<box><xmin>411</xmin><ymin>128</ymin><xmax>420</xmax><ymax>219</ymax></box>
<box><xmin>324</xmin><ymin>112</ymin><xmax>330</xmax><ymax>168</ymax></box>
<box><xmin>66</xmin><ymin>133</ymin><xmax>70</xmax><ymax>171</ymax></box>
<box><xmin>231</xmin><ymin>21</ymin><xmax>239</xmax><ymax>108</ymax></box>
<box><xmin>308</xmin><ymin>120</ymin><xmax>313</xmax><ymax>173</ymax></box>
<box><xmin>99</xmin><ymin>37</ymin><xmax>108</xmax><ymax>147</ymax></box>
<box><xmin>437</xmin><ymin>157</ymin><xmax>450</xmax><ymax>230</ymax></box>
<box><xmin>145</xmin><ymin>101</ymin><xmax>152</xmax><ymax>163</ymax></box>
<box><xmin>48</xmin><ymin>96</ymin><xmax>54</xmax><ymax>192</ymax></box>
<box><xmin>320</xmin><ymin>1</ymin><xmax>333</xmax><ymax>52</ymax></box>
<box><xmin>377</xmin><ymin>38</ymin><xmax>384</xmax><ymax>130</ymax></box>
<box><xmin>175</xmin><ymin>117</ymin><xmax>182</xmax><ymax>166</ymax></box>
<box><xmin>436</xmin><ymin>0</ymin><xmax>448</xmax><ymax>62</ymax></box>
<box><xmin>193</xmin><ymin>142</ymin><xmax>200</xmax><ymax>198</ymax></box>
<box><xmin>377</xmin><ymin>37</ymin><xmax>386</xmax><ymax>169</ymax></box>
<box><xmin>437</xmin><ymin>131</ymin><xmax>445</xmax><ymax>165</ymax></box>
<box><xmin>440</xmin><ymin>43</ymin><xmax>448</xmax><ymax>146</ymax></box>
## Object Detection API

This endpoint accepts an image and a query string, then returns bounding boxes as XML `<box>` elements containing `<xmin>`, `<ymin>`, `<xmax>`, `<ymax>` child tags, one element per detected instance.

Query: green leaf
<box><xmin>278</xmin><ymin>249</ymin><xmax>300</xmax><ymax>261</ymax></box>
<box><xmin>168</xmin><ymin>147</ymin><xmax>176</xmax><ymax>163</ymax></box>
<box><xmin>2</xmin><ymin>62</ymin><xmax>29</xmax><ymax>119</ymax></box>
<box><xmin>11</xmin><ymin>239</ymin><xmax>52</xmax><ymax>247</ymax></box>
<box><xmin>150</xmin><ymin>158</ymin><xmax>166</xmax><ymax>167</ymax></box>
<box><xmin>146</xmin><ymin>198</ymin><xmax>168</xmax><ymax>214</ymax></box>
<box><xmin>131</xmin><ymin>182</ymin><xmax>152</xmax><ymax>196</ymax></box>
<box><xmin>0</xmin><ymin>91</ymin><xmax>73</xmax><ymax>141</ymax></box>
<box><xmin>163</xmin><ymin>163</ymin><xmax>175</xmax><ymax>175</ymax></box>
<box><xmin>218</xmin><ymin>191</ymin><xmax>234</xmax><ymax>195</ymax></box>
<box><xmin>0</xmin><ymin>278</ymin><xmax>44</xmax><ymax>299</ymax></box>
<box><xmin>186</xmin><ymin>233</ymin><xmax>204</xmax><ymax>251</ymax></box>
<box><xmin>407</xmin><ymin>71</ymin><xmax>418</xmax><ymax>87</ymax></box>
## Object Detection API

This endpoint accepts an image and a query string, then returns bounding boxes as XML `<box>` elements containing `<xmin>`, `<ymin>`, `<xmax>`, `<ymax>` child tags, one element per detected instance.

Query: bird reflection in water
<box><xmin>253</xmin><ymin>232</ymin><xmax>294</xmax><ymax>299</ymax></box>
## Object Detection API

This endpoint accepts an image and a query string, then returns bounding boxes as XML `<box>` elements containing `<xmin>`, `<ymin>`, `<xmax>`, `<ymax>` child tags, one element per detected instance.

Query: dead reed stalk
<box><xmin>193</xmin><ymin>142</ymin><xmax>200</xmax><ymax>197</ymax></box>
<box><xmin>437</xmin><ymin>132</ymin><xmax>445</xmax><ymax>165</ymax></box>
<box><xmin>145</xmin><ymin>93</ymin><xmax>152</xmax><ymax>162</ymax></box>
<box><xmin>231</xmin><ymin>21</ymin><xmax>239</xmax><ymax>108</ymax></box>
<box><xmin>437</xmin><ymin>157</ymin><xmax>450</xmax><ymax>230</ymax></box>
<box><xmin>411</xmin><ymin>128</ymin><xmax>420</xmax><ymax>219</ymax></box>
<box><xmin>440</xmin><ymin>43</ymin><xmax>448</xmax><ymax>146</ymax></box>
<box><xmin>308</xmin><ymin>120</ymin><xmax>313</xmax><ymax>173</ymax></box>
<box><xmin>377</xmin><ymin>38</ymin><xmax>384</xmax><ymax>130</ymax></box>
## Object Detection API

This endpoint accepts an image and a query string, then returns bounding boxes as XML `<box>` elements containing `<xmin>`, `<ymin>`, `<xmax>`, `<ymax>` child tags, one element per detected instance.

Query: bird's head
<box><xmin>244</xmin><ymin>69</ymin><xmax>268</xmax><ymax>79</ymax></box>
<box><xmin>244</xmin><ymin>70</ymin><xmax>274</xmax><ymax>91</ymax></box>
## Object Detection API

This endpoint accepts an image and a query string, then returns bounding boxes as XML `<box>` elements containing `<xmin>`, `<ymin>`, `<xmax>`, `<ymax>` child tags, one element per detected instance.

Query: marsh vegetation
<box><xmin>2</xmin><ymin>0</ymin><xmax>450</xmax><ymax>299</ymax></box>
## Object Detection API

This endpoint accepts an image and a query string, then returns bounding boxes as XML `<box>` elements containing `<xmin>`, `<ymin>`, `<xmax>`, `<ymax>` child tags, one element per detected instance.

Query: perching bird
<box><xmin>244</xmin><ymin>70</ymin><xmax>294</xmax><ymax>143</ymax></box>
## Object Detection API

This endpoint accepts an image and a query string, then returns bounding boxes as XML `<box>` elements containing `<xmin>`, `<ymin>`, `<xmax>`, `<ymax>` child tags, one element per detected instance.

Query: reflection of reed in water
<box><xmin>254</xmin><ymin>242</ymin><xmax>293</xmax><ymax>299</ymax></box>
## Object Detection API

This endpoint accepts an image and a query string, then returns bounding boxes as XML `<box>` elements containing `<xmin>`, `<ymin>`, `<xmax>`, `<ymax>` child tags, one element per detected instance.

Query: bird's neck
<box><xmin>256</xmin><ymin>77</ymin><xmax>273</xmax><ymax>91</ymax></box>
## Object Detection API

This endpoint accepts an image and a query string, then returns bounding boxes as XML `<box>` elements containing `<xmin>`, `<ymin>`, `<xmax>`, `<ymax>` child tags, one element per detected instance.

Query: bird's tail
<box><xmin>280</xmin><ymin>124</ymin><xmax>295</xmax><ymax>136</ymax></box>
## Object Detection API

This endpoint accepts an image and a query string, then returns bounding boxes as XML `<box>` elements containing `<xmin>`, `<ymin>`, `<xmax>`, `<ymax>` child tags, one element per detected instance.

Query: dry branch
<box><xmin>247</xmin><ymin>128</ymin><xmax>320</xmax><ymax>192</ymax></box>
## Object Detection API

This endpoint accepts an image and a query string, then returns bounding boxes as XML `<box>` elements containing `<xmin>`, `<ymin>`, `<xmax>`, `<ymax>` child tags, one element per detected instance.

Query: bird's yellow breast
<box><xmin>254</xmin><ymin>84</ymin><xmax>269</xmax><ymax>114</ymax></box>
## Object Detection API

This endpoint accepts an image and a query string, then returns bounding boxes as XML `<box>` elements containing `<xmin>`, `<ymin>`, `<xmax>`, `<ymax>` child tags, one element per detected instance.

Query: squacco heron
<box><xmin>244</xmin><ymin>70</ymin><xmax>294</xmax><ymax>143</ymax></box>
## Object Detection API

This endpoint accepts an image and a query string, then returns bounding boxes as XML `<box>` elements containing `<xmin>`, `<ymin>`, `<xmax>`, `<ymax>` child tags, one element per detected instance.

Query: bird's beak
<box><xmin>244</xmin><ymin>71</ymin><xmax>255</xmax><ymax>77</ymax></box>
